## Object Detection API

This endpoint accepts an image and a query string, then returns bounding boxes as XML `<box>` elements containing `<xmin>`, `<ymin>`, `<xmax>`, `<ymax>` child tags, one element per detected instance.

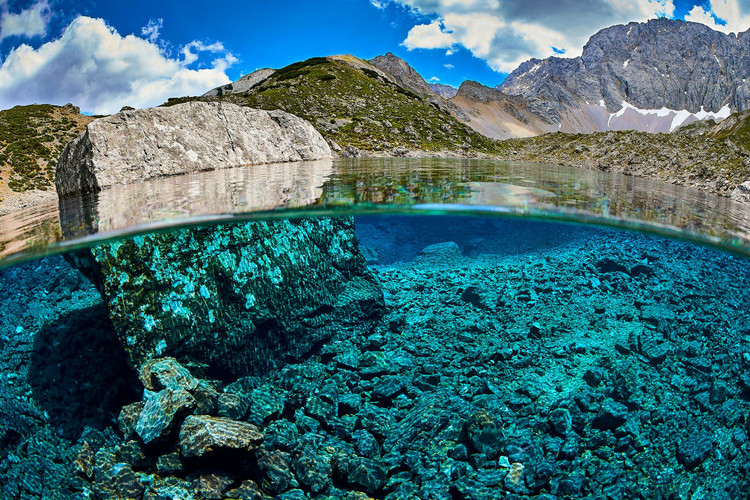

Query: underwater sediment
<box><xmin>0</xmin><ymin>216</ymin><xmax>749</xmax><ymax>499</ymax></box>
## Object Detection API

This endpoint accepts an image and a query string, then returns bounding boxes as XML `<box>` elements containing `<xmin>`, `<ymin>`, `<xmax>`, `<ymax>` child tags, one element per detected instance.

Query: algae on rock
<box><xmin>67</xmin><ymin>217</ymin><xmax>385</xmax><ymax>379</ymax></box>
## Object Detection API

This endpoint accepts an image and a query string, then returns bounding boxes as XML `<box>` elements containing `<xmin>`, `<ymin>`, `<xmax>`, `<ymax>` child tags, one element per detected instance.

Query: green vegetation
<box><xmin>164</xmin><ymin>56</ymin><xmax>502</xmax><ymax>154</ymax></box>
<box><xmin>0</xmin><ymin>104</ymin><xmax>91</xmax><ymax>192</ymax></box>
<box><xmin>496</xmin><ymin>127</ymin><xmax>750</xmax><ymax>195</ymax></box>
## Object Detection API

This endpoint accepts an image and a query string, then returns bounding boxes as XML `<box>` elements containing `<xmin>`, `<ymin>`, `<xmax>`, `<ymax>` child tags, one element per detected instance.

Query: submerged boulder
<box><xmin>179</xmin><ymin>415</ymin><xmax>264</xmax><ymax>458</ymax></box>
<box><xmin>67</xmin><ymin>217</ymin><xmax>384</xmax><ymax>379</ymax></box>
<box><xmin>55</xmin><ymin>101</ymin><xmax>332</xmax><ymax>197</ymax></box>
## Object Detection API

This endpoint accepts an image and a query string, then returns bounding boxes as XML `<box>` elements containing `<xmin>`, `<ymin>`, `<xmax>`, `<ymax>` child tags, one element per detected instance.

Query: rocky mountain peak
<box><xmin>369</xmin><ymin>52</ymin><xmax>437</xmax><ymax>98</ymax></box>
<box><xmin>456</xmin><ymin>80</ymin><xmax>516</xmax><ymax>104</ymax></box>
<box><xmin>430</xmin><ymin>83</ymin><xmax>458</xmax><ymax>99</ymax></box>
<box><xmin>500</xmin><ymin>18</ymin><xmax>750</xmax><ymax>118</ymax></box>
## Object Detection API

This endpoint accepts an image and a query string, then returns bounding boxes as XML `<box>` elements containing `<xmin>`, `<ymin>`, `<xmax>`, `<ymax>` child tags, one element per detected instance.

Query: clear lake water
<box><xmin>0</xmin><ymin>158</ymin><xmax>749</xmax><ymax>499</ymax></box>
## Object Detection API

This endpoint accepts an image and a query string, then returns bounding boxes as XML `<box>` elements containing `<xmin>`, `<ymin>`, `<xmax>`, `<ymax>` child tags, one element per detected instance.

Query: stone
<box><xmin>197</xmin><ymin>473</ymin><xmax>233</xmax><ymax>500</ymax></box>
<box><xmin>74</xmin><ymin>442</ymin><xmax>95</xmax><ymax>479</ymax></box>
<box><xmin>139</xmin><ymin>357</ymin><xmax>198</xmax><ymax>392</ymax></box>
<box><xmin>179</xmin><ymin>415</ymin><xmax>264</xmax><ymax>458</ymax></box>
<box><xmin>592</xmin><ymin>400</ymin><xmax>629</xmax><ymax>431</ymax></box>
<box><xmin>549</xmin><ymin>407</ymin><xmax>572</xmax><ymax>436</ymax></box>
<box><xmin>338</xmin><ymin>456</ymin><xmax>387</xmax><ymax>494</ymax></box>
<box><xmin>135</xmin><ymin>388</ymin><xmax>197</xmax><ymax>444</ymax></box>
<box><xmin>677</xmin><ymin>432</ymin><xmax>714</xmax><ymax>470</ymax></box>
<box><xmin>731</xmin><ymin>181</ymin><xmax>750</xmax><ymax>204</ymax></box>
<box><xmin>341</xmin><ymin>145</ymin><xmax>361</xmax><ymax>158</ymax></box>
<box><xmin>118</xmin><ymin>402</ymin><xmax>144</xmax><ymax>440</ymax></box>
<box><xmin>226</xmin><ymin>480</ymin><xmax>270</xmax><ymax>500</ymax></box>
<box><xmin>257</xmin><ymin>450</ymin><xmax>297</xmax><ymax>494</ymax></box>
<box><xmin>103</xmin><ymin>462</ymin><xmax>145</xmax><ymax>499</ymax></box>
<box><xmin>193</xmin><ymin>380</ymin><xmax>221</xmax><ymax>415</ymax></box>
<box><xmin>218</xmin><ymin>392</ymin><xmax>250</xmax><ymax>420</ymax></box>
<box><xmin>155</xmin><ymin>452</ymin><xmax>183</xmax><ymax>475</ymax></box>
<box><xmin>294</xmin><ymin>450</ymin><xmax>333</xmax><ymax>493</ymax></box>
<box><xmin>372</xmin><ymin>376</ymin><xmax>407</xmax><ymax>400</ymax></box>
<box><xmin>414</xmin><ymin>241</ymin><xmax>463</xmax><ymax>266</ymax></box>
<box><xmin>68</xmin><ymin>218</ymin><xmax>385</xmax><ymax>379</ymax></box>
<box><xmin>56</xmin><ymin>101</ymin><xmax>332</xmax><ymax>197</ymax></box>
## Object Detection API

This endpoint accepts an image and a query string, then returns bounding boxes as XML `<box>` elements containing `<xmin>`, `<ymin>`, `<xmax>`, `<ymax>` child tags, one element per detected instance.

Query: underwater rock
<box><xmin>135</xmin><ymin>388</ymin><xmax>197</xmax><ymax>444</ymax></box>
<box><xmin>414</xmin><ymin>241</ymin><xmax>463</xmax><ymax>266</ymax></box>
<box><xmin>198</xmin><ymin>473</ymin><xmax>234</xmax><ymax>499</ymax></box>
<box><xmin>55</xmin><ymin>101</ymin><xmax>332</xmax><ymax>197</ymax></box>
<box><xmin>677</xmin><ymin>431</ymin><xmax>714</xmax><ymax>470</ymax></box>
<box><xmin>139</xmin><ymin>357</ymin><xmax>198</xmax><ymax>392</ymax></box>
<box><xmin>179</xmin><ymin>415</ymin><xmax>264</xmax><ymax>458</ymax></box>
<box><xmin>226</xmin><ymin>480</ymin><xmax>271</xmax><ymax>500</ymax></box>
<box><xmin>68</xmin><ymin>217</ymin><xmax>385</xmax><ymax>379</ymax></box>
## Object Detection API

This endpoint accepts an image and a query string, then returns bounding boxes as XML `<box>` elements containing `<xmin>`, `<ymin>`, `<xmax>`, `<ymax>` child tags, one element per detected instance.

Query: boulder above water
<box><xmin>55</xmin><ymin>101</ymin><xmax>332</xmax><ymax>197</ymax></box>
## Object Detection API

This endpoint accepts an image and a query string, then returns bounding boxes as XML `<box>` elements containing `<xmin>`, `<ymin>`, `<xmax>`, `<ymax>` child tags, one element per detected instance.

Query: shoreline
<box><xmin>0</xmin><ymin>152</ymin><xmax>746</xmax><ymax>218</ymax></box>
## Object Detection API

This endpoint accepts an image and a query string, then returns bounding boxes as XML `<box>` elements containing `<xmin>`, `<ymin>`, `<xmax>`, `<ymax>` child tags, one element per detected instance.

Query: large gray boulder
<box><xmin>66</xmin><ymin>218</ymin><xmax>385</xmax><ymax>380</ymax></box>
<box><xmin>55</xmin><ymin>101</ymin><xmax>332</xmax><ymax>197</ymax></box>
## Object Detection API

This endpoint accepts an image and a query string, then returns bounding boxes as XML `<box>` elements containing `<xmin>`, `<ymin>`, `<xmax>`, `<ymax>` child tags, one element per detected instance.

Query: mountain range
<box><xmin>3</xmin><ymin>17</ymin><xmax>750</xmax><ymax>204</ymax></box>
<box><xmin>206</xmin><ymin>18</ymin><xmax>750</xmax><ymax>141</ymax></box>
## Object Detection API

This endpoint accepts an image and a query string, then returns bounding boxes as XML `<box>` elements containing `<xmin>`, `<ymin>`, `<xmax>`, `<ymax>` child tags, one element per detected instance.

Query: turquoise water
<box><xmin>1</xmin><ymin>159</ymin><xmax>750</xmax><ymax>499</ymax></box>
<box><xmin>1</xmin><ymin>213</ymin><xmax>749</xmax><ymax>499</ymax></box>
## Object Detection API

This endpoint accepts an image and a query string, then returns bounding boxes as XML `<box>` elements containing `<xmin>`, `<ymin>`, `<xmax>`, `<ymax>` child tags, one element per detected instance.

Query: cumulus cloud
<box><xmin>403</xmin><ymin>19</ymin><xmax>455</xmax><ymax>49</ymax></box>
<box><xmin>0</xmin><ymin>0</ymin><xmax>51</xmax><ymax>41</ymax></box>
<box><xmin>684</xmin><ymin>0</ymin><xmax>750</xmax><ymax>34</ymax></box>
<box><xmin>0</xmin><ymin>16</ymin><xmax>235</xmax><ymax>114</ymax></box>
<box><xmin>392</xmin><ymin>0</ymin><xmax>676</xmax><ymax>72</ymax></box>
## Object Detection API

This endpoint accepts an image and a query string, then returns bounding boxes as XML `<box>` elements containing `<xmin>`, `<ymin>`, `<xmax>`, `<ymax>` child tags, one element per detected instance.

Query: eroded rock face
<box><xmin>499</xmin><ymin>19</ymin><xmax>750</xmax><ymax>129</ymax></box>
<box><xmin>67</xmin><ymin>217</ymin><xmax>385</xmax><ymax>379</ymax></box>
<box><xmin>55</xmin><ymin>101</ymin><xmax>332</xmax><ymax>197</ymax></box>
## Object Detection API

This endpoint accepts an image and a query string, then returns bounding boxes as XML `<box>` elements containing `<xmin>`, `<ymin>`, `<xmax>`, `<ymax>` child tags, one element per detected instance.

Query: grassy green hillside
<box><xmin>495</xmin><ymin>126</ymin><xmax>750</xmax><ymax>195</ymax></box>
<box><xmin>166</xmin><ymin>56</ymin><xmax>501</xmax><ymax>154</ymax></box>
<box><xmin>0</xmin><ymin>104</ymin><xmax>92</xmax><ymax>193</ymax></box>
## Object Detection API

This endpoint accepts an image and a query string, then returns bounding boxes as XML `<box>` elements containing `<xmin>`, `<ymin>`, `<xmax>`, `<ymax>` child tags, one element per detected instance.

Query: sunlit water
<box><xmin>1</xmin><ymin>159</ymin><xmax>749</xmax><ymax>499</ymax></box>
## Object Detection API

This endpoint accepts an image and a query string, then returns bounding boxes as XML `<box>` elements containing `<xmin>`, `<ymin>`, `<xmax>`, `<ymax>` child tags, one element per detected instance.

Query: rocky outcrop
<box><xmin>369</xmin><ymin>52</ymin><xmax>437</xmax><ymax>98</ymax></box>
<box><xmin>499</xmin><ymin>19</ymin><xmax>748</xmax><ymax>131</ymax></box>
<box><xmin>429</xmin><ymin>83</ymin><xmax>458</xmax><ymax>99</ymax></box>
<box><xmin>55</xmin><ymin>101</ymin><xmax>332</xmax><ymax>197</ymax></box>
<box><xmin>731</xmin><ymin>181</ymin><xmax>750</xmax><ymax>203</ymax></box>
<box><xmin>203</xmin><ymin>68</ymin><xmax>275</xmax><ymax>97</ymax></box>
<box><xmin>67</xmin><ymin>218</ymin><xmax>385</xmax><ymax>379</ymax></box>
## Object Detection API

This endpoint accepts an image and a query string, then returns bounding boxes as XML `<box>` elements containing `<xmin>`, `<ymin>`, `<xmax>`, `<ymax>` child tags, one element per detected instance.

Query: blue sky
<box><xmin>0</xmin><ymin>0</ymin><xmax>745</xmax><ymax>113</ymax></box>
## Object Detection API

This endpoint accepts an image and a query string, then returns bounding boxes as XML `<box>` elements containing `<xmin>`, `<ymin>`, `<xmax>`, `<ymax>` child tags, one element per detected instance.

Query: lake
<box><xmin>0</xmin><ymin>158</ymin><xmax>748</xmax><ymax>499</ymax></box>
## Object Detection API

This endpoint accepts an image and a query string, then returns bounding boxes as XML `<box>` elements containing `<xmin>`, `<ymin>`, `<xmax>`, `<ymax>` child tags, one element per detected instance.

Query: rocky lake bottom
<box><xmin>1</xmin><ymin>215</ymin><xmax>749</xmax><ymax>499</ymax></box>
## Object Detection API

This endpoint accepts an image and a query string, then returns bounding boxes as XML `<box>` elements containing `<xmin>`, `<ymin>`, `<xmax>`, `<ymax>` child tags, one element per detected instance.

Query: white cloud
<box><xmin>0</xmin><ymin>0</ymin><xmax>50</xmax><ymax>41</ymax></box>
<box><xmin>390</xmin><ymin>0</ymin><xmax>677</xmax><ymax>73</ymax></box>
<box><xmin>684</xmin><ymin>0</ymin><xmax>750</xmax><ymax>34</ymax></box>
<box><xmin>429</xmin><ymin>75</ymin><xmax>440</xmax><ymax>82</ymax></box>
<box><xmin>141</xmin><ymin>18</ymin><xmax>163</xmax><ymax>43</ymax></box>
<box><xmin>0</xmin><ymin>16</ymin><xmax>235</xmax><ymax>114</ymax></box>
<box><xmin>444</xmin><ymin>63</ymin><xmax>454</xmax><ymax>68</ymax></box>
<box><xmin>403</xmin><ymin>20</ymin><xmax>455</xmax><ymax>50</ymax></box>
